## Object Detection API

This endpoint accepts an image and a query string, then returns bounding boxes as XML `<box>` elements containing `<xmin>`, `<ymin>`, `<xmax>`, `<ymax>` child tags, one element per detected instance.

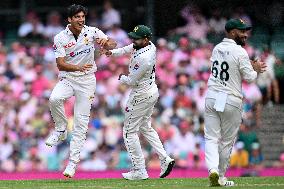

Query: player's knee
<box><xmin>75</xmin><ymin>114</ymin><xmax>89</xmax><ymax>128</ymax></box>
<box><xmin>140</xmin><ymin>125</ymin><xmax>153</xmax><ymax>133</ymax></box>
<box><xmin>123</xmin><ymin>126</ymin><xmax>136</xmax><ymax>140</ymax></box>
<box><xmin>123</xmin><ymin>127</ymin><xmax>128</xmax><ymax>138</ymax></box>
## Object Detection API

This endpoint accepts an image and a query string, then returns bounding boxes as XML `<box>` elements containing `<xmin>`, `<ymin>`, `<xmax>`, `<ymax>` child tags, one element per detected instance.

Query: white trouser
<box><xmin>123</xmin><ymin>92</ymin><xmax>168</xmax><ymax>170</ymax></box>
<box><xmin>49</xmin><ymin>74</ymin><xmax>96</xmax><ymax>163</ymax></box>
<box><xmin>204</xmin><ymin>98</ymin><xmax>242</xmax><ymax>178</ymax></box>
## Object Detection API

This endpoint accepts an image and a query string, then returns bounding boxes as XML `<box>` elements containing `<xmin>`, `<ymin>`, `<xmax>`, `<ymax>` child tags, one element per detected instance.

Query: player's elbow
<box><xmin>57</xmin><ymin>64</ymin><xmax>62</xmax><ymax>71</ymax></box>
<box><xmin>57</xmin><ymin>63</ymin><xmax>65</xmax><ymax>71</ymax></box>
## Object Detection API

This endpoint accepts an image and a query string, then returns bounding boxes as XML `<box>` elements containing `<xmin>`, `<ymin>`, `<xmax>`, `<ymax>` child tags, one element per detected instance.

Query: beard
<box><xmin>235</xmin><ymin>36</ymin><xmax>246</xmax><ymax>46</ymax></box>
<box><xmin>133</xmin><ymin>43</ymin><xmax>142</xmax><ymax>50</ymax></box>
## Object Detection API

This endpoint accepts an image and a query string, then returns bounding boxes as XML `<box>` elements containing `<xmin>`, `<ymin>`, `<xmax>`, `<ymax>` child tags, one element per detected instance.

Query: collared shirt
<box><xmin>110</xmin><ymin>42</ymin><xmax>158</xmax><ymax>95</ymax></box>
<box><xmin>53</xmin><ymin>25</ymin><xmax>108</xmax><ymax>77</ymax></box>
<box><xmin>207</xmin><ymin>38</ymin><xmax>257</xmax><ymax>101</ymax></box>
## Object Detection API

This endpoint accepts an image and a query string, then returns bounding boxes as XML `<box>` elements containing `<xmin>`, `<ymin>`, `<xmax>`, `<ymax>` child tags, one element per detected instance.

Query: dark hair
<box><xmin>67</xmin><ymin>4</ymin><xmax>88</xmax><ymax>18</ymax></box>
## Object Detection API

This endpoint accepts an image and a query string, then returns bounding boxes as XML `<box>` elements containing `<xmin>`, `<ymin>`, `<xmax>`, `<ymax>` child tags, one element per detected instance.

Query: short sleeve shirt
<box><xmin>53</xmin><ymin>25</ymin><xmax>107</xmax><ymax>77</ymax></box>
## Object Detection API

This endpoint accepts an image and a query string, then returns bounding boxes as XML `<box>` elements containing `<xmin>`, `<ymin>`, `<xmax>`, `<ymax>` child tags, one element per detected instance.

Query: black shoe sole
<box><xmin>160</xmin><ymin>160</ymin><xmax>175</xmax><ymax>178</ymax></box>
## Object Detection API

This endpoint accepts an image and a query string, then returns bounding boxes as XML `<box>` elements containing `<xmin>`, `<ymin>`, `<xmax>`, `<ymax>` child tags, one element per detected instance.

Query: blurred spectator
<box><xmin>0</xmin><ymin>42</ymin><xmax>7</xmax><ymax>71</ymax></box>
<box><xmin>249</xmin><ymin>142</ymin><xmax>264</xmax><ymax>169</ymax></box>
<box><xmin>273</xmin><ymin>152</ymin><xmax>284</xmax><ymax>167</ymax></box>
<box><xmin>18</xmin><ymin>11</ymin><xmax>45</xmax><ymax>41</ymax></box>
<box><xmin>172</xmin><ymin>37</ymin><xmax>190</xmax><ymax>66</ymax></box>
<box><xmin>274</xmin><ymin>58</ymin><xmax>284</xmax><ymax>103</ymax></box>
<box><xmin>192</xmin><ymin>81</ymin><xmax>207</xmax><ymax>114</ymax></box>
<box><xmin>208</xmin><ymin>9</ymin><xmax>227</xmax><ymax>35</ymax></box>
<box><xmin>238</xmin><ymin>122</ymin><xmax>259</xmax><ymax>154</ymax></box>
<box><xmin>106</xmin><ymin>24</ymin><xmax>130</xmax><ymax>47</ymax></box>
<box><xmin>257</xmin><ymin>47</ymin><xmax>278</xmax><ymax>105</ymax></box>
<box><xmin>187</xmin><ymin>142</ymin><xmax>205</xmax><ymax>169</ymax></box>
<box><xmin>0</xmin><ymin>135</ymin><xmax>13</xmax><ymax>163</ymax></box>
<box><xmin>101</xmin><ymin>0</ymin><xmax>121</xmax><ymax>31</ymax></box>
<box><xmin>242</xmin><ymin>81</ymin><xmax>262</xmax><ymax>127</ymax></box>
<box><xmin>31</xmin><ymin>64</ymin><xmax>50</xmax><ymax>97</ymax></box>
<box><xmin>173</xmin><ymin>10</ymin><xmax>209</xmax><ymax>44</ymax></box>
<box><xmin>168</xmin><ymin>121</ymin><xmax>196</xmax><ymax>168</ymax></box>
<box><xmin>156</xmin><ymin>38</ymin><xmax>172</xmax><ymax>63</ymax></box>
<box><xmin>157</xmin><ymin>118</ymin><xmax>176</xmax><ymax>143</ymax></box>
<box><xmin>88</xmin><ymin>8</ymin><xmax>101</xmax><ymax>27</ymax></box>
<box><xmin>147</xmin><ymin>153</ymin><xmax>161</xmax><ymax>170</ymax></box>
<box><xmin>230</xmin><ymin>141</ymin><xmax>249</xmax><ymax>168</ymax></box>
<box><xmin>44</xmin><ymin>11</ymin><xmax>64</xmax><ymax>42</ymax></box>
<box><xmin>81</xmin><ymin>151</ymin><xmax>107</xmax><ymax>171</ymax></box>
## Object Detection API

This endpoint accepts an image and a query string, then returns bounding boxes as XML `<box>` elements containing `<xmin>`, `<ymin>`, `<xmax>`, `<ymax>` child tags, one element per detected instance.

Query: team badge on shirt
<box><xmin>89</xmin><ymin>96</ymin><xmax>94</xmax><ymax>101</ymax></box>
<box><xmin>134</xmin><ymin>64</ymin><xmax>139</xmax><ymax>70</ymax></box>
<box><xmin>84</xmin><ymin>37</ymin><xmax>89</xmax><ymax>45</ymax></box>
<box><xmin>53</xmin><ymin>44</ymin><xmax>57</xmax><ymax>50</ymax></box>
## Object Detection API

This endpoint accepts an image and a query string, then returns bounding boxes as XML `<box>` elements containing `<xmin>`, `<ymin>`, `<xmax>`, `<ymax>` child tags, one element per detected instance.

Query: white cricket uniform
<box><xmin>110</xmin><ymin>42</ymin><xmax>168</xmax><ymax>170</ymax></box>
<box><xmin>50</xmin><ymin>25</ymin><xmax>108</xmax><ymax>163</ymax></box>
<box><xmin>204</xmin><ymin>38</ymin><xmax>257</xmax><ymax>177</ymax></box>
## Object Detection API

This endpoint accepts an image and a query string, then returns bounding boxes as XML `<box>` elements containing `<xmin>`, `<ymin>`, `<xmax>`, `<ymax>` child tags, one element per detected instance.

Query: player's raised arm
<box><xmin>92</xmin><ymin>27</ymin><xmax>117</xmax><ymax>50</ymax></box>
<box><xmin>96</xmin><ymin>37</ymin><xmax>117</xmax><ymax>50</ymax></box>
<box><xmin>239</xmin><ymin>51</ymin><xmax>258</xmax><ymax>83</ymax></box>
<box><xmin>100</xmin><ymin>43</ymin><xmax>134</xmax><ymax>57</ymax></box>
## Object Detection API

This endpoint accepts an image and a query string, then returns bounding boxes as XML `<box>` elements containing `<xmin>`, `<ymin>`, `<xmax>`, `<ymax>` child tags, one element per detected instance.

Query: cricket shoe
<box><xmin>160</xmin><ymin>156</ymin><xmax>175</xmax><ymax>178</ymax></box>
<box><xmin>45</xmin><ymin>130</ymin><xmax>67</xmax><ymax>147</ymax></box>
<box><xmin>218</xmin><ymin>177</ymin><xmax>235</xmax><ymax>187</ymax></box>
<box><xmin>122</xmin><ymin>169</ymin><xmax>149</xmax><ymax>180</ymax></box>
<box><xmin>209</xmin><ymin>169</ymin><xmax>220</xmax><ymax>187</ymax></box>
<box><xmin>63</xmin><ymin>161</ymin><xmax>77</xmax><ymax>178</ymax></box>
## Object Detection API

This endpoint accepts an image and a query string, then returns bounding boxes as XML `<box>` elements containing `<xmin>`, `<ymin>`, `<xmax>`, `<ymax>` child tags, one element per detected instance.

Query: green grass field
<box><xmin>1</xmin><ymin>177</ymin><xmax>284</xmax><ymax>189</ymax></box>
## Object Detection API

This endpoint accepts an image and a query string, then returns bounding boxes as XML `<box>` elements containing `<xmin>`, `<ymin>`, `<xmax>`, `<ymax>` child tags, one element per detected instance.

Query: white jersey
<box><xmin>111</xmin><ymin>42</ymin><xmax>158</xmax><ymax>95</ymax></box>
<box><xmin>206</xmin><ymin>38</ymin><xmax>257</xmax><ymax>103</ymax></box>
<box><xmin>53</xmin><ymin>25</ymin><xmax>108</xmax><ymax>77</ymax></box>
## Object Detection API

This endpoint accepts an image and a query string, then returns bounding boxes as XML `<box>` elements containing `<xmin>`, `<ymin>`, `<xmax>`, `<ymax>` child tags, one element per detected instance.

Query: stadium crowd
<box><xmin>0</xmin><ymin>2</ymin><xmax>283</xmax><ymax>173</ymax></box>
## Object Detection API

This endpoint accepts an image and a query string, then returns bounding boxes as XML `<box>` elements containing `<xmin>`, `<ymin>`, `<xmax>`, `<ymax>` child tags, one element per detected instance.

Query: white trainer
<box><xmin>160</xmin><ymin>156</ymin><xmax>175</xmax><ymax>178</ymax></box>
<box><xmin>63</xmin><ymin>161</ymin><xmax>77</xmax><ymax>178</ymax></box>
<box><xmin>45</xmin><ymin>130</ymin><xmax>67</xmax><ymax>147</ymax></box>
<box><xmin>209</xmin><ymin>169</ymin><xmax>220</xmax><ymax>187</ymax></box>
<box><xmin>218</xmin><ymin>177</ymin><xmax>235</xmax><ymax>187</ymax></box>
<box><xmin>122</xmin><ymin>169</ymin><xmax>149</xmax><ymax>180</ymax></box>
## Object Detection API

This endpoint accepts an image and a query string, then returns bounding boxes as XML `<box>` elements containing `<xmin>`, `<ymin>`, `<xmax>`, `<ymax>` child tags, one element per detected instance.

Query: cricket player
<box><xmin>45</xmin><ymin>4</ymin><xmax>116</xmax><ymax>178</ymax></box>
<box><xmin>205</xmin><ymin>18</ymin><xmax>266</xmax><ymax>186</ymax></box>
<box><xmin>101</xmin><ymin>25</ymin><xmax>175</xmax><ymax>180</ymax></box>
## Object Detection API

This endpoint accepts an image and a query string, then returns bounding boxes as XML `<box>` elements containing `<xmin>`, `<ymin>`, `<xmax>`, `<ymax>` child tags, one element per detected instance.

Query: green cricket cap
<box><xmin>225</xmin><ymin>18</ymin><xmax>252</xmax><ymax>32</ymax></box>
<box><xmin>128</xmin><ymin>25</ymin><xmax>152</xmax><ymax>39</ymax></box>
